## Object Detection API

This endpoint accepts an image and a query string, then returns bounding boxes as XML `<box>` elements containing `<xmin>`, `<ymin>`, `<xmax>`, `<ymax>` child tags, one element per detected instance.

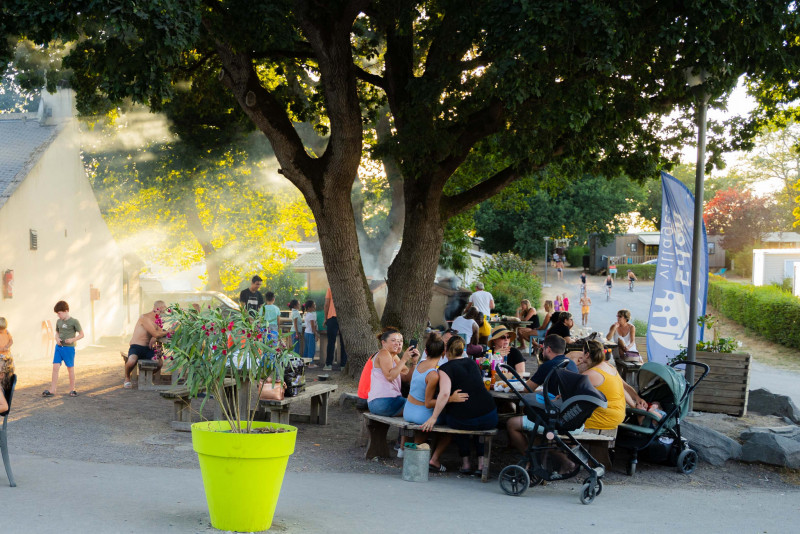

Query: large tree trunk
<box><xmin>381</xmin><ymin>179</ymin><xmax>444</xmax><ymax>336</ymax></box>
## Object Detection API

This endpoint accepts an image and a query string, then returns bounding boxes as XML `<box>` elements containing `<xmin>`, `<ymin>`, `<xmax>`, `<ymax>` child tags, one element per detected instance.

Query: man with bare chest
<box><xmin>124</xmin><ymin>301</ymin><xmax>167</xmax><ymax>388</ymax></box>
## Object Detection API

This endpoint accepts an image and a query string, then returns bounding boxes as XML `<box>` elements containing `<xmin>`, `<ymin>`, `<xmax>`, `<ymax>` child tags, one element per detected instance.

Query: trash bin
<box><xmin>401</xmin><ymin>443</ymin><xmax>430</xmax><ymax>482</ymax></box>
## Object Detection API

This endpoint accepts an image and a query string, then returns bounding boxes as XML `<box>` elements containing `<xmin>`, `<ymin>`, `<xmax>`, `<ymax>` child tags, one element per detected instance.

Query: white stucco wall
<box><xmin>0</xmin><ymin>92</ymin><xmax>125</xmax><ymax>362</ymax></box>
<box><xmin>752</xmin><ymin>248</ymin><xmax>800</xmax><ymax>287</ymax></box>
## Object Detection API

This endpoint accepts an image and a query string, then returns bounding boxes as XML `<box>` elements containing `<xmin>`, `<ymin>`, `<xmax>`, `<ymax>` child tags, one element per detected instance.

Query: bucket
<box><xmin>401</xmin><ymin>444</ymin><xmax>431</xmax><ymax>482</ymax></box>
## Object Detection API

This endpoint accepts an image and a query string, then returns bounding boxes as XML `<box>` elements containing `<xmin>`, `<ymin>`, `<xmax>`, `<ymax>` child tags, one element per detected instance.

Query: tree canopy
<box><xmin>7</xmin><ymin>1</ymin><xmax>800</xmax><ymax>372</ymax></box>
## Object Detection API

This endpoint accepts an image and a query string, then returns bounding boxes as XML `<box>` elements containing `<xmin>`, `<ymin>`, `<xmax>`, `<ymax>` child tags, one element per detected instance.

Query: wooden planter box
<box><xmin>691</xmin><ymin>351</ymin><xmax>751</xmax><ymax>417</ymax></box>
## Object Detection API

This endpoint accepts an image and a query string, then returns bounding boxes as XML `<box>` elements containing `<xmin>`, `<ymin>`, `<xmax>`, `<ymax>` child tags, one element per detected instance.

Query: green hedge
<box><xmin>627</xmin><ymin>264</ymin><xmax>657</xmax><ymax>280</ymax></box>
<box><xmin>565</xmin><ymin>246</ymin><xmax>588</xmax><ymax>268</ymax></box>
<box><xmin>480</xmin><ymin>268</ymin><xmax>542</xmax><ymax>316</ymax></box>
<box><xmin>708</xmin><ymin>275</ymin><xmax>800</xmax><ymax>350</ymax></box>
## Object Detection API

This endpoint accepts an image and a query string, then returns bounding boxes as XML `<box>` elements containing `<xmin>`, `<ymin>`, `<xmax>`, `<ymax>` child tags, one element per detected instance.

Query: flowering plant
<box><xmin>162</xmin><ymin>304</ymin><xmax>294</xmax><ymax>433</ymax></box>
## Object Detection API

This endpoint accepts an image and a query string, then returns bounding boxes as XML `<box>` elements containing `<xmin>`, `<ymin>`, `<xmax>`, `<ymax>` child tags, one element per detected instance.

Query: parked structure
<box><xmin>752</xmin><ymin>248</ymin><xmax>800</xmax><ymax>287</ymax></box>
<box><xmin>589</xmin><ymin>232</ymin><xmax>725</xmax><ymax>273</ymax></box>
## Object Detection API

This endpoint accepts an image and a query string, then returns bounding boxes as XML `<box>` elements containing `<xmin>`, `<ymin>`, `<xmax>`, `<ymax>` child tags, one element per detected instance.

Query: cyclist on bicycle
<box><xmin>627</xmin><ymin>270</ymin><xmax>637</xmax><ymax>291</ymax></box>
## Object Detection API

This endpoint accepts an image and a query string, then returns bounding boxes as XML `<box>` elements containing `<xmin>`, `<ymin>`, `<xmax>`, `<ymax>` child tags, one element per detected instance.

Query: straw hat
<box><xmin>488</xmin><ymin>325</ymin><xmax>516</xmax><ymax>347</ymax></box>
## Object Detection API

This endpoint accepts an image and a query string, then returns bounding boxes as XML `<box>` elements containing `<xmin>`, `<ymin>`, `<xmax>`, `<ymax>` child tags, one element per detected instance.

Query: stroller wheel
<box><xmin>594</xmin><ymin>479</ymin><xmax>604</xmax><ymax>496</ymax></box>
<box><xmin>677</xmin><ymin>449</ymin><xmax>698</xmax><ymax>474</ymax></box>
<box><xmin>499</xmin><ymin>465</ymin><xmax>530</xmax><ymax>496</ymax></box>
<box><xmin>626</xmin><ymin>460</ymin><xmax>636</xmax><ymax>476</ymax></box>
<box><xmin>579</xmin><ymin>482</ymin><xmax>597</xmax><ymax>505</ymax></box>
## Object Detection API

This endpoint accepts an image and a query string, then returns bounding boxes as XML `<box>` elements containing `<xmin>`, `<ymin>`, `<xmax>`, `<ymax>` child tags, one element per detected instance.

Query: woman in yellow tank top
<box><xmin>579</xmin><ymin>340</ymin><xmax>627</xmax><ymax>430</ymax></box>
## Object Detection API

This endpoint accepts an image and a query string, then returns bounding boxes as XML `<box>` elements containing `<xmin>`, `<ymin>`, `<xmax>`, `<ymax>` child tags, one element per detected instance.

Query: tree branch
<box><xmin>354</xmin><ymin>64</ymin><xmax>387</xmax><ymax>89</ymax></box>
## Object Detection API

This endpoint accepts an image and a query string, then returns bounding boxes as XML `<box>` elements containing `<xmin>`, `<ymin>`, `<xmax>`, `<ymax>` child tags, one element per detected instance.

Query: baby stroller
<box><xmin>496</xmin><ymin>362</ymin><xmax>609</xmax><ymax>504</ymax></box>
<box><xmin>615</xmin><ymin>360</ymin><xmax>710</xmax><ymax>476</ymax></box>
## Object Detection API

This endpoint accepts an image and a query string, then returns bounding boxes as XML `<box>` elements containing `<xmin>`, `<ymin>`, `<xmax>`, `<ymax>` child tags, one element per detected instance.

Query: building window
<box><xmin>708</xmin><ymin>242</ymin><xmax>716</xmax><ymax>255</ymax></box>
<box><xmin>629</xmin><ymin>243</ymin><xmax>637</xmax><ymax>252</ymax></box>
<box><xmin>30</xmin><ymin>229</ymin><xmax>38</xmax><ymax>250</ymax></box>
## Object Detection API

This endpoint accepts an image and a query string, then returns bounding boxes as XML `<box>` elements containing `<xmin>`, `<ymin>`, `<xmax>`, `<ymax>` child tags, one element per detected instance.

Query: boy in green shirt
<box><xmin>43</xmin><ymin>300</ymin><xmax>84</xmax><ymax>397</ymax></box>
<box><xmin>261</xmin><ymin>292</ymin><xmax>281</xmax><ymax>335</ymax></box>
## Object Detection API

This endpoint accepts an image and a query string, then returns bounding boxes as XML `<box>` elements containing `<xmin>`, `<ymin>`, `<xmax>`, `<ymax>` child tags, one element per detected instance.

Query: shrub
<box><xmin>708</xmin><ymin>274</ymin><xmax>800</xmax><ymax>351</ymax></box>
<box><xmin>627</xmin><ymin>264</ymin><xmax>657</xmax><ymax>280</ymax></box>
<box><xmin>564</xmin><ymin>246</ymin><xmax>589</xmax><ymax>268</ymax></box>
<box><xmin>480</xmin><ymin>268</ymin><xmax>542</xmax><ymax>315</ymax></box>
<box><xmin>478</xmin><ymin>252</ymin><xmax>536</xmax><ymax>278</ymax></box>
<box><xmin>261</xmin><ymin>266</ymin><xmax>307</xmax><ymax>308</ymax></box>
<box><xmin>632</xmin><ymin>318</ymin><xmax>648</xmax><ymax>335</ymax></box>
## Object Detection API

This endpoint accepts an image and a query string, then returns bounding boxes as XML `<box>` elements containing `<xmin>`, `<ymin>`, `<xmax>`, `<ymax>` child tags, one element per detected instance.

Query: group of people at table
<box><xmin>360</xmin><ymin>302</ymin><xmax>653</xmax><ymax>474</ymax></box>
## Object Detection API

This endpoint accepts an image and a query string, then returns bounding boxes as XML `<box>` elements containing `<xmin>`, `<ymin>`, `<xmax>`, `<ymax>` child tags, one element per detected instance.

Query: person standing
<box><xmin>124</xmin><ymin>301</ymin><xmax>167</xmax><ymax>388</ymax></box>
<box><xmin>0</xmin><ymin>317</ymin><xmax>13</xmax><ymax>357</ymax></box>
<box><xmin>324</xmin><ymin>286</ymin><xmax>347</xmax><ymax>371</ymax></box>
<box><xmin>43</xmin><ymin>301</ymin><xmax>84</xmax><ymax>397</ymax></box>
<box><xmin>464</xmin><ymin>282</ymin><xmax>494</xmax><ymax>317</ymax></box>
<box><xmin>562</xmin><ymin>293</ymin><xmax>570</xmax><ymax>312</ymax></box>
<box><xmin>239</xmin><ymin>276</ymin><xmax>264</xmax><ymax>315</ymax></box>
<box><xmin>261</xmin><ymin>291</ymin><xmax>281</xmax><ymax>334</ymax></box>
<box><xmin>288</xmin><ymin>299</ymin><xmax>303</xmax><ymax>355</ymax></box>
<box><xmin>580</xmin><ymin>294</ymin><xmax>592</xmax><ymax>326</ymax></box>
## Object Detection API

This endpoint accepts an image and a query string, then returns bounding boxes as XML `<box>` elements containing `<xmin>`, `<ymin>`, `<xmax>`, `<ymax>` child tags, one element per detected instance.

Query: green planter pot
<box><xmin>191</xmin><ymin>421</ymin><xmax>297</xmax><ymax>532</ymax></box>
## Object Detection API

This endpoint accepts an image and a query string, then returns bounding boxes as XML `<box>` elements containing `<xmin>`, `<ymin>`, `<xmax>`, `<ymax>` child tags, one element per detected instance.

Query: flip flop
<box><xmin>42</xmin><ymin>390</ymin><xmax>53</xmax><ymax>397</ymax></box>
<box><xmin>458</xmin><ymin>467</ymin><xmax>472</xmax><ymax>475</ymax></box>
<box><xmin>429</xmin><ymin>464</ymin><xmax>447</xmax><ymax>473</ymax></box>
<box><xmin>123</xmin><ymin>381</ymin><xmax>132</xmax><ymax>389</ymax></box>
<box><xmin>69</xmin><ymin>390</ymin><xmax>78</xmax><ymax>397</ymax></box>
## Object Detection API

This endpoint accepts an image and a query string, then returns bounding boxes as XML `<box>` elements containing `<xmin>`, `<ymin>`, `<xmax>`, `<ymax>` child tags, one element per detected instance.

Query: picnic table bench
<box><xmin>159</xmin><ymin>378</ymin><xmax>236</xmax><ymax>431</ymax></box>
<box><xmin>255</xmin><ymin>383</ymin><xmax>338</xmax><ymax>425</ymax></box>
<box><xmin>362</xmin><ymin>413</ymin><xmax>497</xmax><ymax>483</ymax></box>
<box><xmin>119</xmin><ymin>351</ymin><xmax>170</xmax><ymax>391</ymax></box>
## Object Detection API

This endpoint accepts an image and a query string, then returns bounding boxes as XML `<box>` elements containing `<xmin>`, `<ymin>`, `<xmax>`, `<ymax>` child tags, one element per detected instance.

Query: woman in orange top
<box><xmin>578</xmin><ymin>340</ymin><xmax>628</xmax><ymax>430</ymax></box>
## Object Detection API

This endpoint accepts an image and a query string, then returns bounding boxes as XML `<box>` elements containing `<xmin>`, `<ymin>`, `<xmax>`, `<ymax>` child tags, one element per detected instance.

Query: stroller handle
<box><xmin>497</xmin><ymin>364</ymin><xmax>535</xmax><ymax>394</ymax></box>
<box><xmin>668</xmin><ymin>360</ymin><xmax>711</xmax><ymax>396</ymax></box>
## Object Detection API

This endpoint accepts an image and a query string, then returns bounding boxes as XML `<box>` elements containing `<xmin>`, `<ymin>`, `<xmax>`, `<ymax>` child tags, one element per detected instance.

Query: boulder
<box><xmin>747</xmin><ymin>388</ymin><xmax>800</xmax><ymax>424</ymax></box>
<box><xmin>681</xmin><ymin>419</ymin><xmax>742</xmax><ymax>466</ymax></box>
<box><xmin>740</xmin><ymin>426</ymin><xmax>800</xmax><ymax>468</ymax></box>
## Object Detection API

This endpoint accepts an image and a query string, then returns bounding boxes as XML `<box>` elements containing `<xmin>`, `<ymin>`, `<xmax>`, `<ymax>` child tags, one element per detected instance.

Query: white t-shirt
<box><xmin>303</xmin><ymin>311</ymin><xmax>317</xmax><ymax>333</ymax></box>
<box><xmin>289</xmin><ymin>309</ymin><xmax>303</xmax><ymax>333</ymax></box>
<box><xmin>451</xmin><ymin>316</ymin><xmax>477</xmax><ymax>339</ymax></box>
<box><xmin>469</xmin><ymin>290</ymin><xmax>494</xmax><ymax>316</ymax></box>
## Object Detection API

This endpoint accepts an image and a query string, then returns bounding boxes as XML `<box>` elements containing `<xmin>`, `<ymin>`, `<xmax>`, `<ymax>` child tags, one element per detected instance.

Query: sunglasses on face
<box><xmin>497</xmin><ymin>335</ymin><xmax>510</xmax><ymax>340</ymax></box>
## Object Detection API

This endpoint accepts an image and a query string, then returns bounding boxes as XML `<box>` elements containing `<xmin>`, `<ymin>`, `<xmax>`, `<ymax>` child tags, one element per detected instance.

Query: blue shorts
<box><xmin>54</xmin><ymin>345</ymin><xmax>76</xmax><ymax>367</ymax></box>
<box><xmin>403</xmin><ymin>400</ymin><xmax>434</xmax><ymax>424</ymax></box>
<box><xmin>368</xmin><ymin>396</ymin><xmax>406</xmax><ymax>417</ymax></box>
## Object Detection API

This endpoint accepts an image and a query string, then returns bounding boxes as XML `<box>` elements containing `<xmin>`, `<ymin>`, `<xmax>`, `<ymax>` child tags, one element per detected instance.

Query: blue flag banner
<box><xmin>646</xmin><ymin>171</ymin><xmax>708</xmax><ymax>364</ymax></box>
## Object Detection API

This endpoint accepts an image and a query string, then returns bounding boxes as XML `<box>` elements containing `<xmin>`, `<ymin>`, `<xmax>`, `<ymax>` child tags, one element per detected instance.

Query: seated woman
<box><xmin>514</xmin><ymin>300</ymin><xmax>541</xmax><ymax>351</ymax></box>
<box><xmin>367</xmin><ymin>328</ymin><xmax>419</xmax><ymax>416</ymax></box>
<box><xmin>546</xmin><ymin>311</ymin><xmax>575</xmax><ymax>344</ymax></box>
<box><xmin>578</xmin><ymin>340</ymin><xmax>630</xmax><ymax>433</ymax></box>
<box><xmin>403</xmin><ymin>333</ymin><xmax>467</xmax><ymax>472</ymax></box>
<box><xmin>422</xmin><ymin>337</ymin><xmax>498</xmax><ymax>475</ymax></box>
<box><xmin>451</xmin><ymin>307</ymin><xmax>482</xmax><ymax>357</ymax></box>
<box><xmin>536</xmin><ymin>300</ymin><xmax>555</xmax><ymax>341</ymax></box>
<box><xmin>488</xmin><ymin>326</ymin><xmax>525</xmax><ymax>375</ymax></box>
<box><xmin>607</xmin><ymin>309</ymin><xmax>640</xmax><ymax>362</ymax></box>
<box><xmin>0</xmin><ymin>355</ymin><xmax>15</xmax><ymax>414</ymax></box>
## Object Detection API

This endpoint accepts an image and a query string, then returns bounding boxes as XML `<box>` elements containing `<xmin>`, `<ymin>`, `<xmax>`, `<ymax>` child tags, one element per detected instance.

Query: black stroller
<box><xmin>615</xmin><ymin>360</ymin><xmax>710</xmax><ymax>476</ymax></box>
<box><xmin>496</xmin><ymin>363</ymin><xmax>609</xmax><ymax>504</ymax></box>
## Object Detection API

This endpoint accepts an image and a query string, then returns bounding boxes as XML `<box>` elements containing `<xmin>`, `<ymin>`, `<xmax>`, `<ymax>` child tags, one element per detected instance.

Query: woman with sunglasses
<box><xmin>487</xmin><ymin>326</ymin><xmax>525</xmax><ymax>375</ymax></box>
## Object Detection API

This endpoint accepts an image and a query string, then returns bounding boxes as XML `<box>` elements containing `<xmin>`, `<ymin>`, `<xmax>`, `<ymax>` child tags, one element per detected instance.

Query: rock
<box><xmin>747</xmin><ymin>388</ymin><xmax>800</xmax><ymax>424</ymax></box>
<box><xmin>681</xmin><ymin>419</ymin><xmax>742</xmax><ymax>466</ymax></box>
<box><xmin>740</xmin><ymin>426</ymin><xmax>800</xmax><ymax>468</ymax></box>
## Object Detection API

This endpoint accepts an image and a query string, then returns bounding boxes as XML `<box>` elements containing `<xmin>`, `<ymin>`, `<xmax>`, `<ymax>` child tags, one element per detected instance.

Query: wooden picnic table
<box><xmin>255</xmin><ymin>383</ymin><xmax>338</xmax><ymax>425</ymax></box>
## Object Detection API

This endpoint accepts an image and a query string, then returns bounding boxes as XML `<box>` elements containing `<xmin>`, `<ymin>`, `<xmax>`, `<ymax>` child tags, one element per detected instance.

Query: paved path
<box><xmin>538</xmin><ymin>267</ymin><xmax>799</xmax><ymax>403</ymax></box>
<box><xmin>2</xmin><ymin>453</ymin><xmax>798</xmax><ymax>533</ymax></box>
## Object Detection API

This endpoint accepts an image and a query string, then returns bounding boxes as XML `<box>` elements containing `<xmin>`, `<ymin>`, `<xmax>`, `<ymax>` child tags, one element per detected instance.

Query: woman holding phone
<box><xmin>367</xmin><ymin>328</ymin><xmax>419</xmax><ymax>416</ymax></box>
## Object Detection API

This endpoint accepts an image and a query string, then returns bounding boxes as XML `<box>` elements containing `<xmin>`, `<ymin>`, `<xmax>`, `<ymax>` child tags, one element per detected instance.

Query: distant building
<box><xmin>0</xmin><ymin>89</ymin><xmax>132</xmax><ymax>361</ymax></box>
<box><xmin>752</xmin><ymin>248</ymin><xmax>800</xmax><ymax>287</ymax></box>
<box><xmin>589</xmin><ymin>232</ymin><xmax>725</xmax><ymax>273</ymax></box>
<box><xmin>761</xmin><ymin>232</ymin><xmax>800</xmax><ymax>249</ymax></box>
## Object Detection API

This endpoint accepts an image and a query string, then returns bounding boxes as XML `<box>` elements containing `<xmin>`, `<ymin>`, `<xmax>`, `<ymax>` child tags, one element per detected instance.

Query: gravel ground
<box><xmin>7</xmin><ymin>341</ymin><xmax>799</xmax><ymax>492</ymax></box>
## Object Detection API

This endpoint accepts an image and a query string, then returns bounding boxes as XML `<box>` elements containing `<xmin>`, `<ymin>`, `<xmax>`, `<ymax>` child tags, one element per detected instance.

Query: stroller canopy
<box><xmin>637</xmin><ymin>362</ymin><xmax>689</xmax><ymax>416</ymax></box>
<box><xmin>522</xmin><ymin>369</ymin><xmax>608</xmax><ymax>432</ymax></box>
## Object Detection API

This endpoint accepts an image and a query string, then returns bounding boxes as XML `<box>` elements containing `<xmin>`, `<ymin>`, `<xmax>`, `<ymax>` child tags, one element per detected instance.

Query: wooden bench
<box><xmin>362</xmin><ymin>413</ymin><xmax>498</xmax><ymax>483</ymax></box>
<box><xmin>120</xmin><ymin>351</ymin><xmax>170</xmax><ymax>391</ymax></box>
<box><xmin>159</xmin><ymin>378</ymin><xmax>236</xmax><ymax>431</ymax></box>
<box><xmin>255</xmin><ymin>383</ymin><xmax>338</xmax><ymax>425</ymax></box>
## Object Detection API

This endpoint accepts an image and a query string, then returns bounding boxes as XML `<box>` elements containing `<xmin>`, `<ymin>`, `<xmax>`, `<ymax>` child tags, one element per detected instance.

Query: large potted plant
<box><xmin>163</xmin><ymin>304</ymin><xmax>296</xmax><ymax>532</ymax></box>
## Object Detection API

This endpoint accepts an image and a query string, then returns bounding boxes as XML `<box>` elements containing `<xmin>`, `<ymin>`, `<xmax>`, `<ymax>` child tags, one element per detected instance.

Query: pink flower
<box><xmin>212</xmin><ymin>345</ymin><xmax>217</xmax><ymax>350</ymax></box>
<box><xmin>222</xmin><ymin>349</ymin><xmax>227</xmax><ymax>356</ymax></box>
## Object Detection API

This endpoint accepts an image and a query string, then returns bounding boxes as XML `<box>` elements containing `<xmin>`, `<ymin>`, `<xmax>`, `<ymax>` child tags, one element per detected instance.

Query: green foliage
<box><xmin>627</xmin><ymin>264</ymin><xmax>657</xmax><ymax>280</ymax></box>
<box><xmin>259</xmin><ymin>267</ymin><xmax>307</xmax><ymax>309</ymax></box>
<box><xmin>162</xmin><ymin>303</ymin><xmax>294</xmax><ymax>432</ymax></box>
<box><xmin>729</xmin><ymin>245</ymin><xmax>756</xmax><ymax>278</ymax></box>
<box><xmin>478</xmin><ymin>253</ymin><xmax>536</xmax><ymax>278</ymax></box>
<box><xmin>475</xmin><ymin>172</ymin><xmax>644</xmax><ymax>259</ymax></box>
<box><xmin>707</xmin><ymin>275</ymin><xmax>800</xmax><ymax>351</ymax></box>
<box><xmin>564</xmin><ymin>246</ymin><xmax>589</xmax><ymax>268</ymax></box>
<box><xmin>479</xmin><ymin>269</ymin><xmax>542</xmax><ymax>316</ymax></box>
<box><xmin>439</xmin><ymin>211</ymin><xmax>475</xmax><ymax>275</ymax></box>
<box><xmin>632</xmin><ymin>319</ymin><xmax>648</xmax><ymax>336</ymax></box>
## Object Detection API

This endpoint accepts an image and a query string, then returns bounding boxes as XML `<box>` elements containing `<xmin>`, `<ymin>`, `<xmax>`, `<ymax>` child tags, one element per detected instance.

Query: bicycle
<box><xmin>605</xmin><ymin>285</ymin><xmax>611</xmax><ymax>301</ymax></box>
<box><xmin>628</xmin><ymin>278</ymin><xmax>635</xmax><ymax>292</ymax></box>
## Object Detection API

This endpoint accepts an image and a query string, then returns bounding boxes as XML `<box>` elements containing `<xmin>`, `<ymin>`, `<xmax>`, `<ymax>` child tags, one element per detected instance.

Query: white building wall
<box><xmin>0</xmin><ymin>91</ymin><xmax>125</xmax><ymax>362</ymax></box>
<box><xmin>752</xmin><ymin>248</ymin><xmax>800</xmax><ymax>287</ymax></box>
